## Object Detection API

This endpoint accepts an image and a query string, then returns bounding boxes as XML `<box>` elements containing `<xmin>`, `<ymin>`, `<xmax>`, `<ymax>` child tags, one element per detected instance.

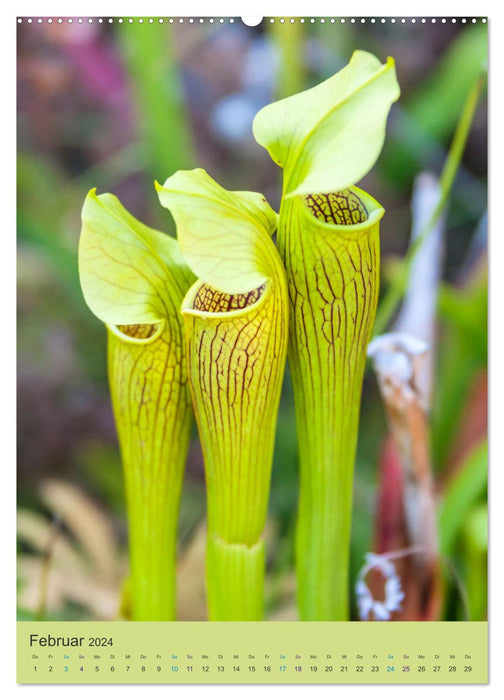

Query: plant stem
<box><xmin>206</xmin><ymin>535</ymin><xmax>264</xmax><ymax>620</ymax></box>
<box><xmin>118</xmin><ymin>22</ymin><xmax>195</xmax><ymax>223</ymax></box>
<box><xmin>36</xmin><ymin>515</ymin><xmax>62</xmax><ymax>621</ymax></box>
<box><xmin>269</xmin><ymin>19</ymin><xmax>306</xmax><ymax>99</ymax></box>
<box><xmin>125</xmin><ymin>481</ymin><xmax>181</xmax><ymax>620</ymax></box>
<box><xmin>118</xmin><ymin>23</ymin><xmax>194</xmax><ymax>180</ymax></box>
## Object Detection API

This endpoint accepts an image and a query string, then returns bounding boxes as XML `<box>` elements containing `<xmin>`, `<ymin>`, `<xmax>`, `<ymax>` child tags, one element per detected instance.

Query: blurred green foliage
<box><xmin>118</xmin><ymin>23</ymin><xmax>195</xmax><ymax>222</ymax></box>
<box><xmin>380</xmin><ymin>24</ymin><xmax>487</xmax><ymax>194</ymax></box>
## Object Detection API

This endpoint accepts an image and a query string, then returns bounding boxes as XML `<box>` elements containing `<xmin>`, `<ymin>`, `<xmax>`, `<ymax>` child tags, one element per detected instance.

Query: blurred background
<box><xmin>17</xmin><ymin>17</ymin><xmax>487</xmax><ymax>621</ymax></box>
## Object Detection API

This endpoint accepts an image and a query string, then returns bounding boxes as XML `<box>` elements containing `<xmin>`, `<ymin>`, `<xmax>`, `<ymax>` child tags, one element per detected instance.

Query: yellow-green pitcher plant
<box><xmin>156</xmin><ymin>169</ymin><xmax>289</xmax><ymax>620</ymax></box>
<box><xmin>253</xmin><ymin>51</ymin><xmax>400</xmax><ymax>620</ymax></box>
<box><xmin>79</xmin><ymin>190</ymin><xmax>195</xmax><ymax>620</ymax></box>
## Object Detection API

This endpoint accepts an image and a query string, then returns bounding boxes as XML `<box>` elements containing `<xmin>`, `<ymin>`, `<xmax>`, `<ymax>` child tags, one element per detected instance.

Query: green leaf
<box><xmin>438</xmin><ymin>440</ymin><xmax>487</xmax><ymax>556</ymax></box>
<box><xmin>156</xmin><ymin>168</ymin><xmax>279</xmax><ymax>295</ymax></box>
<box><xmin>464</xmin><ymin>504</ymin><xmax>487</xmax><ymax>552</ymax></box>
<box><xmin>252</xmin><ymin>50</ymin><xmax>400</xmax><ymax>197</ymax></box>
<box><xmin>79</xmin><ymin>189</ymin><xmax>193</xmax><ymax>327</ymax></box>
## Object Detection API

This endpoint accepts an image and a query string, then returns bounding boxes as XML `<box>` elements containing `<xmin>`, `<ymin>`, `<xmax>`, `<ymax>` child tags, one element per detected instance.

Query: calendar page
<box><xmin>16</xmin><ymin>13</ymin><xmax>488</xmax><ymax>685</ymax></box>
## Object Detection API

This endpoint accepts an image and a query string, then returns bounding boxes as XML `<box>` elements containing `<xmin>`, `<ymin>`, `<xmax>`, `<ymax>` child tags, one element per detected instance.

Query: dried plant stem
<box><xmin>36</xmin><ymin>515</ymin><xmax>62</xmax><ymax>621</ymax></box>
<box><xmin>395</xmin><ymin>172</ymin><xmax>445</xmax><ymax>404</ymax></box>
<box><xmin>368</xmin><ymin>333</ymin><xmax>442</xmax><ymax>618</ymax></box>
<box><xmin>369</xmin><ymin>167</ymin><xmax>448</xmax><ymax>619</ymax></box>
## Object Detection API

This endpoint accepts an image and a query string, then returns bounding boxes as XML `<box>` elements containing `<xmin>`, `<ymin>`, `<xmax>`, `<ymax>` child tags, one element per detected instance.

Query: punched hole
<box><xmin>193</xmin><ymin>283</ymin><xmax>266</xmax><ymax>313</ymax></box>
<box><xmin>241</xmin><ymin>16</ymin><xmax>263</xmax><ymax>27</ymax></box>
<box><xmin>305</xmin><ymin>189</ymin><xmax>369</xmax><ymax>225</ymax></box>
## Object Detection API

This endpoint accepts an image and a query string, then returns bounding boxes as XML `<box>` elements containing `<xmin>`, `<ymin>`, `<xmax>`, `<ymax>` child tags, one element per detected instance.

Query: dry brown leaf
<box><xmin>39</xmin><ymin>479</ymin><xmax>117</xmax><ymax>585</ymax></box>
<box><xmin>17</xmin><ymin>509</ymin><xmax>85</xmax><ymax>575</ymax></box>
<box><xmin>18</xmin><ymin>556</ymin><xmax>119</xmax><ymax>619</ymax></box>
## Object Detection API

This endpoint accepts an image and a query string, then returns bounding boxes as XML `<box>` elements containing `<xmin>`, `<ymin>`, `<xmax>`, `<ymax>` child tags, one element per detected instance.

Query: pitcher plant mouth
<box><xmin>299</xmin><ymin>186</ymin><xmax>385</xmax><ymax>235</ymax></box>
<box><xmin>182</xmin><ymin>279</ymin><xmax>270</xmax><ymax>319</ymax></box>
<box><xmin>108</xmin><ymin>320</ymin><xmax>165</xmax><ymax>344</ymax></box>
<box><xmin>305</xmin><ymin>189</ymin><xmax>369</xmax><ymax>225</ymax></box>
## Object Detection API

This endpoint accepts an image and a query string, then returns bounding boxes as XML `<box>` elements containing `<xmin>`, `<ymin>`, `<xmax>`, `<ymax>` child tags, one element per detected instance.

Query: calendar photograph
<box><xmin>16</xmin><ymin>14</ymin><xmax>488</xmax><ymax>684</ymax></box>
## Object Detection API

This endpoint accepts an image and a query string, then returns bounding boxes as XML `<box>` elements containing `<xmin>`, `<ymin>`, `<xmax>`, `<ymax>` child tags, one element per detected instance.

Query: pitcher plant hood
<box><xmin>253</xmin><ymin>50</ymin><xmax>399</xmax><ymax>198</ymax></box>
